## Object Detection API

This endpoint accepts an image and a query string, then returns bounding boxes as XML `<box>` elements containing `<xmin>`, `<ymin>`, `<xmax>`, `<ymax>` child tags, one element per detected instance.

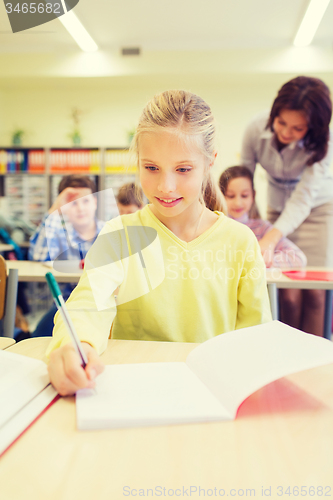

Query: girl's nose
<box><xmin>158</xmin><ymin>174</ymin><xmax>176</xmax><ymax>193</ymax></box>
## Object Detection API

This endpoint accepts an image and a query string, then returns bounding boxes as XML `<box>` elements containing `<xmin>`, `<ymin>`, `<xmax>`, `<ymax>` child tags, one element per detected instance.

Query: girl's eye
<box><xmin>177</xmin><ymin>168</ymin><xmax>191</xmax><ymax>173</ymax></box>
<box><xmin>145</xmin><ymin>166</ymin><xmax>158</xmax><ymax>171</ymax></box>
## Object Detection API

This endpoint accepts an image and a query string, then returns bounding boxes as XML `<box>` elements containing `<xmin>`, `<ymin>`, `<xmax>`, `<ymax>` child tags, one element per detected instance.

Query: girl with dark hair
<box><xmin>241</xmin><ymin>76</ymin><xmax>333</xmax><ymax>336</ymax></box>
<box><xmin>219</xmin><ymin>166</ymin><xmax>307</xmax><ymax>268</ymax></box>
<box><xmin>116</xmin><ymin>182</ymin><xmax>144</xmax><ymax>215</ymax></box>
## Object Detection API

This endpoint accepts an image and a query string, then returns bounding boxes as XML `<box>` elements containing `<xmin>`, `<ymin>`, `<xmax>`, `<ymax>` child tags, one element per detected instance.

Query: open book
<box><xmin>0</xmin><ymin>350</ymin><xmax>58</xmax><ymax>457</ymax></box>
<box><xmin>76</xmin><ymin>321</ymin><xmax>333</xmax><ymax>430</ymax></box>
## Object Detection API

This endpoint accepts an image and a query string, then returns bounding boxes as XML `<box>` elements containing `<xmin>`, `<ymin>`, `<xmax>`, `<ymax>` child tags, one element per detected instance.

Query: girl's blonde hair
<box><xmin>130</xmin><ymin>90</ymin><xmax>227</xmax><ymax>213</ymax></box>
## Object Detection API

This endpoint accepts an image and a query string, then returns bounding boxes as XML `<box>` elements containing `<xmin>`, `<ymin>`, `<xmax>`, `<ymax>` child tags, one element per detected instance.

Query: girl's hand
<box><xmin>259</xmin><ymin>228</ymin><xmax>282</xmax><ymax>267</ymax></box>
<box><xmin>47</xmin><ymin>342</ymin><xmax>105</xmax><ymax>396</ymax></box>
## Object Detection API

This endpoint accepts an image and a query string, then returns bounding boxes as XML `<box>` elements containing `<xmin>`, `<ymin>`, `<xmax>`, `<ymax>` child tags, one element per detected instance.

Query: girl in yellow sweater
<box><xmin>47</xmin><ymin>90</ymin><xmax>271</xmax><ymax>395</ymax></box>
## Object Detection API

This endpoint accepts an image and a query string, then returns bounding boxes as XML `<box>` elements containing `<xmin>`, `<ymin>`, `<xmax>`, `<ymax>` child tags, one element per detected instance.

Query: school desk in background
<box><xmin>267</xmin><ymin>268</ymin><xmax>333</xmax><ymax>339</ymax></box>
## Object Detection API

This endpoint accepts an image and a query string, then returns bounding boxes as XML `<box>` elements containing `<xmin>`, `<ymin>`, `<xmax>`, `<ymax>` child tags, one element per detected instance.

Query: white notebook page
<box><xmin>76</xmin><ymin>362</ymin><xmax>231</xmax><ymax>430</ymax></box>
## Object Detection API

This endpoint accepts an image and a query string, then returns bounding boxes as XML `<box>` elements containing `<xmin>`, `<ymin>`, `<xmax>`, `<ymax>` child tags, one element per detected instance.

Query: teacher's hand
<box><xmin>258</xmin><ymin>228</ymin><xmax>283</xmax><ymax>267</ymax></box>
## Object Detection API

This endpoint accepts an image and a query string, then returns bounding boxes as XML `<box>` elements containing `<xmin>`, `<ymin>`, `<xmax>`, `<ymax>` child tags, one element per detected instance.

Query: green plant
<box><xmin>68</xmin><ymin>107</ymin><xmax>83</xmax><ymax>146</ymax></box>
<box><xmin>11</xmin><ymin>129</ymin><xmax>25</xmax><ymax>146</ymax></box>
<box><xmin>127</xmin><ymin>127</ymin><xmax>136</xmax><ymax>145</ymax></box>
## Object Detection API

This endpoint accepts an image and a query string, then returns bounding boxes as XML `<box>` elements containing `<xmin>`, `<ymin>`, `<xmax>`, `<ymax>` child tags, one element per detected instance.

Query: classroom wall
<box><xmin>0</xmin><ymin>73</ymin><xmax>291</xmax><ymax>165</ymax></box>
<box><xmin>2</xmin><ymin>72</ymin><xmax>333</xmax><ymax>216</ymax></box>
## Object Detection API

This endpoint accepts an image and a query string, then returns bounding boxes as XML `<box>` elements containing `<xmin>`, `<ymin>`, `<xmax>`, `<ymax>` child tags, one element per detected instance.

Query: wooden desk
<box><xmin>267</xmin><ymin>268</ymin><xmax>333</xmax><ymax>339</ymax></box>
<box><xmin>18</xmin><ymin>241</ymin><xmax>30</xmax><ymax>248</ymax></box>
<box><xmin>1</xmin><ymin>338</ymin><xmax>333</xmax><ymax>499</ymax></box>
<box><xmin>266</xmin><ymin>268</ymin><xmax>333</xmax><ymax>290</ymax></box>
<box><xmin>0</xmin><ymin>337</ymin><xmax>15</xmax><ymax>349</ymax></box>
<box><xmin>6</xmin><ymin>260</ymin><xmax>82</xmax><ymax>283</ymax></box>
<box><xmin>0</xmin><ymin>243</ymin><xmax>14</xmax><ymax>254</ymax></box>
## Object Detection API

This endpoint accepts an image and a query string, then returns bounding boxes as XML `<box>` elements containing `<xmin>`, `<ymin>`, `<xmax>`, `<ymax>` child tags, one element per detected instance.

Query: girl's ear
<box><xmin>208</xmin><ymin>151</ymin><xmax>217</xmax><ymax>170</ymax></box>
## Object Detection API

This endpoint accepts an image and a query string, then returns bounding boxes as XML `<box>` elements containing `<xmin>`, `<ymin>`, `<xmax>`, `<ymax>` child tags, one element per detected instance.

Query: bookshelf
<box><xmin>104</xmin><ymin>148</ymin><xmax>136</xmax><ymax>220</ymax></box>
<box><xmin>0</xmin><ymin>147</ymin><xmax>137</xmax><ymax>225</ymax></box>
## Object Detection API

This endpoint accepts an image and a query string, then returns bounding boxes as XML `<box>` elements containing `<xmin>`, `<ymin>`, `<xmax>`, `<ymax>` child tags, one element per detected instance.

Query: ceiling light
<box><xmin>294</xmin><ymin>0</ymin><xmax>331</xmax><ymax>47</ymax></box>
<box><xmin>58</xmin><ymin>8</ymin><xmax>98</xmax><ymax>52</ymax></box>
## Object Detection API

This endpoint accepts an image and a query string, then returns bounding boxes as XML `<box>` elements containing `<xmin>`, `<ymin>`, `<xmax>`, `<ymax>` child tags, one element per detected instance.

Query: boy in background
<box><xmin>29</xmin><ymin>174</ymin><xmax>105</xmax><ymax>337</ymax></box>
<box><xmin>116</xmin><ymin>182</ymin><xmax>144</xmax><ymax>215</ymax></box>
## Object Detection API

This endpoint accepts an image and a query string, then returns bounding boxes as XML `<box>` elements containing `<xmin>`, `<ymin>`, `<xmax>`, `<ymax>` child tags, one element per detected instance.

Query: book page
<box><xmin>76</xmin><ymin>362</ymin><xmax>231</xmax><ymax>430</ymax></box>
<box><xmin>185</xmin><ymin>321</ymin><xmax>333</xmax><ymax>419</ymax></box>
<box><xmin>0</xmin><ymin>384</ymin><xmax>58</xmax><ymax>457</ymax></box>
<box><xmin>0</xmin><ymin>351</ymin><xmax>50</xmax><ymax>429</ymax></box>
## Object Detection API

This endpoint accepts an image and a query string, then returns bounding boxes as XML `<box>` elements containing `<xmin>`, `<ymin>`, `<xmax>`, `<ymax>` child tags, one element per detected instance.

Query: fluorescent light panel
<box><xmin>58</xmin><ymin>7</ymin><xmax>98</xmax><ymax>52</ymax></box>
<box><xmin>294</xmin><ymin>0</ymin><xmax>331</xmax><ymax>47</ymax></box>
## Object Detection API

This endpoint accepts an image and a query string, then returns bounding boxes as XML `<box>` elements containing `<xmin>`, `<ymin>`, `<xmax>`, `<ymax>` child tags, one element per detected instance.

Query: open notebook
<box><xmin>0</xmin><ymin>351</ymin><xmax>58</xmax><ymax>457</ymax></box>
<box><xmin>76</xmin><ymin>321</ymin><xmax>333</xmax><ymax>430</ymax></box>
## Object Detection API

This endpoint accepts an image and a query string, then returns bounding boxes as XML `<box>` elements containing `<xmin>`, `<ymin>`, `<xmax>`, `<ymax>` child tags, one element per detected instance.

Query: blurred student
<box><xmin>29</xmin><ymin>174</ymin><xmax>104</xmax><ymax>337</ymax></box>
<box><xmin>219</xmin><ymin>166</ymin><xmax>307</xmax><ymax>268</ymax></box>
<box><xmin>116</xmin><ymin>182</ymin><xmax>144</xmax><ymax>215</ymax></box>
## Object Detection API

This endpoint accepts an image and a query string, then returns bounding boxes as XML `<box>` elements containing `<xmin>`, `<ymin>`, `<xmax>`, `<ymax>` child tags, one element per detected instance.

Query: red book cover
<box><xmin>283</xmin><ymin>270</ymin><xmax>333</xmax><ymax>281</ymax></box>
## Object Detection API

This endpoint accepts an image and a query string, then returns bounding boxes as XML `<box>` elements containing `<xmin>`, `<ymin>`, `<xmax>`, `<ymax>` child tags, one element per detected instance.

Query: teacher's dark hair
<box><xmin>267</xmin><ymin>76</ymin><xmax>332</xmax><ymax>165</ymax></box>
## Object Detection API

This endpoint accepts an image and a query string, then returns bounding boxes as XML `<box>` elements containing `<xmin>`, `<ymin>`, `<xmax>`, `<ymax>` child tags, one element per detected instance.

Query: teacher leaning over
<box><xmin>241</xmin><ymin>76</ymin><xmax>333</xmax><ymax>337</ymax></box>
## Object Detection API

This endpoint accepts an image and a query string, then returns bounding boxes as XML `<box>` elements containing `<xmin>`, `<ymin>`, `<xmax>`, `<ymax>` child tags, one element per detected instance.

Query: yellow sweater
<box><xmin>46</xmin><ymin>206</ymin><xmax>271</xmax><ymax>357</ymax></box>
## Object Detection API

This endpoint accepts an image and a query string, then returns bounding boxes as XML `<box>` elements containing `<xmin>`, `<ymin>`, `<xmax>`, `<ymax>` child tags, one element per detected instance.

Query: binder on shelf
<box><xmin>90</xmin><ymin>150</ymin><xmax>101</xmax><ymax>173</ymax></box>
<box><xmin>50</xmin><ymin>149</ymin><xmax>66</xmax><ymax>173</ymax></box>
<box><xmin>8</xmin><ymin>151</ymin><xmax>16</xmax><ymax>173</ymax></box>
<box><xmin>15</xmin><ymin>151</ymin><xmax>25</xmax><ymax>172</ymax></box>
<box><xmin>50</xmin><ymin>148</ymin><xmax>101</xmax><ymax>174</ymax></box>
<box><xmin>0</xmin><ymin>149</ymin><xmax>44</xmax><ymax>173</ymax></box>
<box><xmin>105</xmin><ymin>149</ymin><xmax>136</xmax><ymax>174</ymax></box>
<box><xmin>0</xmin><ymin>150</ymin><xmax>7</xmax><ymax>174</ymax></box>
<box><xmin>28</xmin><ymin>150</ymin><xmax>45</xmax><ymax>173</ymax></box>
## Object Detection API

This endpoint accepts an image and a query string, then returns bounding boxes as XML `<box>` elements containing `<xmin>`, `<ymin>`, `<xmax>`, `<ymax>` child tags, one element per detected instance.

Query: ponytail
<box><xmin>202</xmin><ymin>172</ymin><xmax>228</xmax><ymax>213</ymax></box>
